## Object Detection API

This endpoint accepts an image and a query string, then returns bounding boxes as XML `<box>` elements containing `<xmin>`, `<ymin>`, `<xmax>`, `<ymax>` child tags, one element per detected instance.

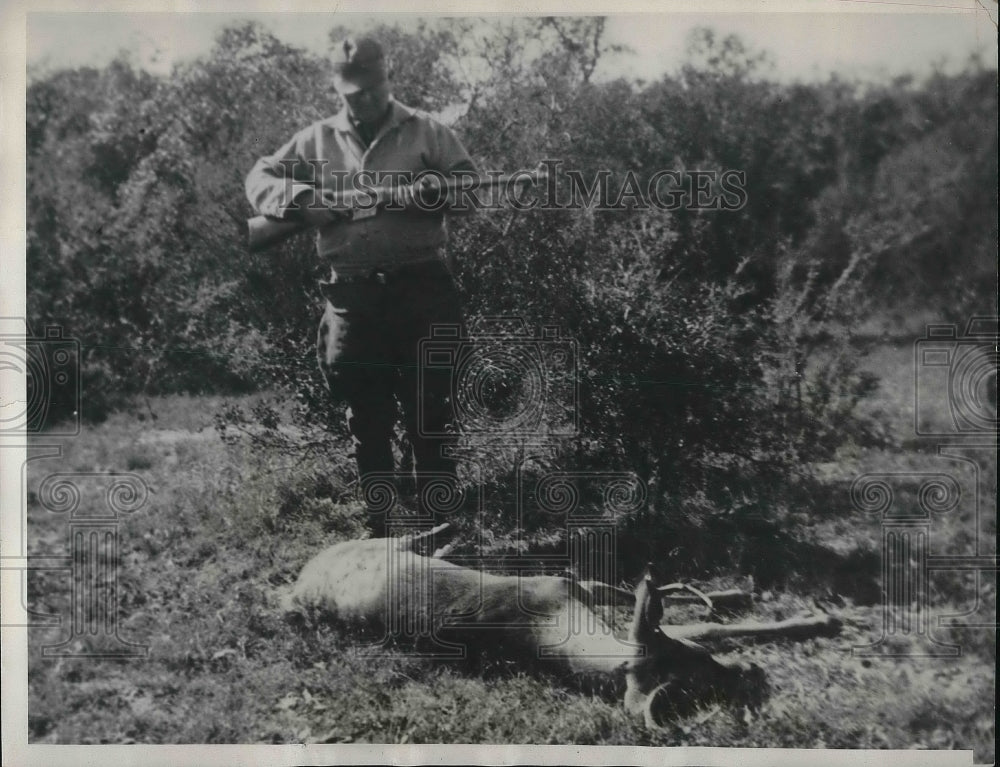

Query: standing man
<box><xmin>245</xmin><ymin>37</ymin><xmax>475</xmax><ymax>535</ymax></box>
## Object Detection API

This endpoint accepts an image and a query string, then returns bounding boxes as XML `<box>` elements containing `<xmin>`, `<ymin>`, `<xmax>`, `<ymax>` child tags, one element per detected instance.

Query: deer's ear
<box><xmin>633</xmin><ymin>567</ymin><xmax>664</xmax><ymax>632</ymax></box>
<box><xmin>318</xmin><ymin>280</ymin><xmax>337</xmax><ymax>301</ymax></box>
<box><xmin>643</xmin><ymin>679</ymin><xmax>679</xmax><ymax>730</ymax></box>
<box><xmin>642</xmin><ymin>561</ymin><xmax>662</xmax><ymax>583</ymax></box>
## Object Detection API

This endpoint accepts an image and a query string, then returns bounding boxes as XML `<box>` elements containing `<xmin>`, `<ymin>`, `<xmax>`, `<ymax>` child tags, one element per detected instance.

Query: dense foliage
<box><xmin>26</xmin><ymin>18</ymin><xmax>997</xmax><ymax>573</ymax></box>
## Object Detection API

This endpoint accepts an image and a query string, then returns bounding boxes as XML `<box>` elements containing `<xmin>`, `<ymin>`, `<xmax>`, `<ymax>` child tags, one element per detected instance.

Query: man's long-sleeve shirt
<box><xmin>245</xmin><ymin>98</ymin><xmax>476</xmax><ymax>275</ymax></box>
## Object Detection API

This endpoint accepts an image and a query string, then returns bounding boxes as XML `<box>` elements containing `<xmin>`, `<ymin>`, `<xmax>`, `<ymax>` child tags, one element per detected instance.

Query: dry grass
<box><xmin>24</xmin><ymin>347</ymin><xmax>996</xmax><ymax>758</ymax></box>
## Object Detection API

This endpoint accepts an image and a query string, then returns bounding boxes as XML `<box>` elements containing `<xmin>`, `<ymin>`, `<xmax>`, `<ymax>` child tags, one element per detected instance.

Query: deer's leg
<box><xmin>663</xmin><ymin>612</ymin><xmax>842</xmax><ymax>643</ymax></box>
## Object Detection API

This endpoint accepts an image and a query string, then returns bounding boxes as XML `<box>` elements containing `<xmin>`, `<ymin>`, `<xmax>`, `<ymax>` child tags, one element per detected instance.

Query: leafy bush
<box><xmin>26</xmin><ymin>19</ymin><xmax>998</xmax><ymax>581</ymax></box>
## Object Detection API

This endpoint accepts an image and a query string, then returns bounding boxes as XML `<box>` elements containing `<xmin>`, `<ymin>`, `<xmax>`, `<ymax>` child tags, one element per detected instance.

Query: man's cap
<box><xmin>332</xmin><ymin>37</ymin><xmax>388</xmax><ymax>94</ymax></box>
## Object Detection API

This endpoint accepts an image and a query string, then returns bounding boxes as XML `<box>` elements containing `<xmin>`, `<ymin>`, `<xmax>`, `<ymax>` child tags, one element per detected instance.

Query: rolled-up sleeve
<box><xmin>430</xmin><ymin>119</ymin><xmax>477</xmax><ymax>176</ymax></box>
<box><xmin>245</xmin><ymin>131</ymin><xmax>320</xmax><ymax>219</ymax></box>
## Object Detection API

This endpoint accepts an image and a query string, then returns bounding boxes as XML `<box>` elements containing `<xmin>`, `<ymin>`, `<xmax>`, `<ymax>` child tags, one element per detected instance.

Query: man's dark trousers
<box><xmin>317</xmin><ymin>258</ymin><xmax>462</xmax><ymax>533</ymax></box>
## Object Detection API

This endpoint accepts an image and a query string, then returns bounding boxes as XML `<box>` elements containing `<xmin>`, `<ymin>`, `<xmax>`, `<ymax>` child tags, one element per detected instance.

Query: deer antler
<box><xmin>572</xmin><ymin>580</ymin><xmax>725</xmax><ymax>616</ymax></box>
<box><xmin>657</xmin><ymin>582</ymin><xmax>714</xmax><ymax>614</ymax></box>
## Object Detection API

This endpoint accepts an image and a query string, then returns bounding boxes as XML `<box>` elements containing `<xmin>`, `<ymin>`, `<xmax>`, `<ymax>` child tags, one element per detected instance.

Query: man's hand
<box><xmin>292</xmin><ymin>188</ymin><xmax>349</xmax><ymax>227</ymax></box>
<box><xmin>392</xmin><ymin>174</ymin><xmax>445</xmax><ymax>210</ymax></box>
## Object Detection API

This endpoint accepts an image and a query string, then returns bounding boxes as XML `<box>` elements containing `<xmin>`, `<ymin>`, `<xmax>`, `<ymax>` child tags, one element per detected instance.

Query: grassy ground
<box><xmin>24</xmin><ymin>346</ymin><xmax>996</xmax><ymax>758</ymax></box>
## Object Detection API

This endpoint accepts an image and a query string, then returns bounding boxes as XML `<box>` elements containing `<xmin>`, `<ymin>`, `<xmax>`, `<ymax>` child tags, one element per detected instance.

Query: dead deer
<box><xmin>282</xmin><ymin>525</ymin><xmax>836</xmax><ymax>727</ymax></box>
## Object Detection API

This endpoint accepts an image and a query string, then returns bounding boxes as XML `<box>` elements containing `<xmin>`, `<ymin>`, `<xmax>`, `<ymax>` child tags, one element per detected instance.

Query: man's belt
<box><xmin>319</xmin><ymin>259</ymin><xmax>452</xmax><ymax>303</ymax></box>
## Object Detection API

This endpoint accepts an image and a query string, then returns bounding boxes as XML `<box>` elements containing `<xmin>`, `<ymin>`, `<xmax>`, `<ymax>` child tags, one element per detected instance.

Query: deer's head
<box><xmin>623</xmin><ymin>564</ymin><xmax>767</xmax><ymax>728</ymax></box>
